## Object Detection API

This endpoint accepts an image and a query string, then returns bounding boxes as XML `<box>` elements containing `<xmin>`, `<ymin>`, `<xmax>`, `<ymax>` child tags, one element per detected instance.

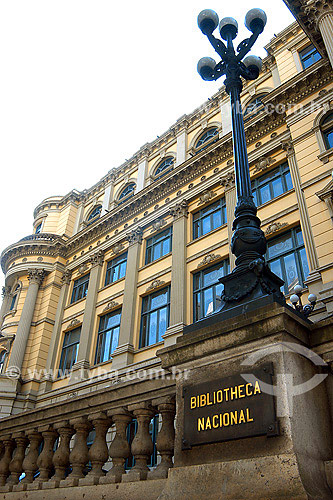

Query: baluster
<box><xmin>60</xmin><ymin>416</ymin><xmax>91</xmax><ymax>487</ymax></box>
<box><xmin>148</xmin><ymin>397</ymin><xmax>175</xmax><ymax>479</ymax></box>
<box><xmin>100</xmin><ymin>408</ymin><xmax>132</xmax><ymax>484</ymax></box>
<box><xmin>46</xmin><ymin>422</ymin><xmax>74</xmax><ymax>488</ymax></box>
<box><xmin>80</xmin><ymin>412</ymin><xmax>111</xmax><ymax>485</ymax></box>
<box><xmin>15</xmin><ymin>430</ymin><xmax>42</xmax><ymax>492</ymax></box>
<box><xmin>0</xmin><ymin>436</ymin><xmax>15</xmax><ymax>488</ymax></box>
<box><xmin>123</xmin><ymin>403</ymin><xmax>155</xmax><ymax>482</ymax></box>
<box><xmin>28</xmin><ymin>425</ymin><xmax>57</xmax><ymax>489</ymax></box>
<box><xmin>7</xmin><ymin>432</ymin><xmax>28</xmax><ymax>485</ymax></box>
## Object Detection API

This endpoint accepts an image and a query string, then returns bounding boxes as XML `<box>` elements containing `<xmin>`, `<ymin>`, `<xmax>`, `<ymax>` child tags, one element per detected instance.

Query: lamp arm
<box><xmin>207</xmin><ymin>33</ymin><xmax>227</xmax><ymax>59</ymax></box>
<box><xmin>211</xmin><ymin>60</ymin><xmax>227</xmax><ymax>80</ymax></box>
<box><xmin>239</xmin><ymin>62</ymin><xmax>259</xmax><ymax>81</ymax></box>
<box><xmin>236</xmin><ymin>30</ymin><xmax>260</xmax><ymax>62</ymax></box>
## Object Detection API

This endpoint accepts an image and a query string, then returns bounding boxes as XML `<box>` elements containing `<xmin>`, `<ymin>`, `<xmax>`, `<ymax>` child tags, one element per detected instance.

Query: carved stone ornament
<box><xmin>2</xmin><ymin>286</ymin><xmax>11</xmax><ymax>298</ymax></box>
<box><xmin>281</xmin><ymin>140</ymin><xmax>295</xmax><ymax>157</ymax></box>
<box><xmin>89</xmin><ymin>250</ymin><xmax>105</xmax><ymax>267</ymax></box>
<box><xmin>146</xmin><ymin>279</ymin><xmax>165</xmax><ymax>292</ymax></box>
<box><xmin>61</xmin><ymin>270</ymin><xmax>72</xmax><ymax>286</ymax></box>
<box><xmin>302</xmin><ymin>0</ymin><xmax>333</xmax><ymax>27</ymax></box>
<box><xmin>151</xmin><ymin>218</ymin><xmax>167</xmax><ymax>233</ymax></box>
<box><xmin>68</xmin><ymin>318</ymin><xmax>80</xmax><ymax>329</ymax></box>
<box><xmin>220</xmin><ymin>172</ymin><xmax>235</xmax><ymax>190</ymax></box>
<box><xmin>264</xmin><ymin>221</ymin><xmax>288</xmax><ymax>236</ymax></box>
<box><xmin>77</xmin><ymin>263</ymin><xmax>89</xmax><ymax>275</ymax></box>
<box><xmin>198</xmin><ymin>189</ymin><xmax>216</xmax><ymax>206</ymax></box>
<box><xmin>253</xmin><ymin>156</ymin><xmax>276</xmax><ymax>174</ymax></box>
<box><xmin>27</xmin><ymin>269</ymin><xmax>45</xmax><ymax>286</ymax></box>
<box><xmin>197</xmin><ymin>253</ymin><xmax>222</xmax><ymax>268</ymax></box>
<box><xmin>126</xmin><ymin>227</ymin><xmax>143</xmax><ymax>246</ymax></box>
<box><xmin>103</xmin><ymin>300</ymin><xmax>119</xmax><ymax>312</ymax></box>
<box><xmin>111</xmin><ymin>243</ymin><xmax>125</xmax><ymax>255</ymax></box>
<box><xmin>169</xmin><ymin>200</ymin><xmax>189</xmax><ymax>220</ymax></box>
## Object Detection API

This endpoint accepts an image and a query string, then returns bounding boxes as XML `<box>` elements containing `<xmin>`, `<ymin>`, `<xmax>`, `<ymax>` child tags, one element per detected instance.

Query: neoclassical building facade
<box><xmin>0</xmin><ymin>2</ymin><xmax>333</xmax><ymax>498</ymax></box>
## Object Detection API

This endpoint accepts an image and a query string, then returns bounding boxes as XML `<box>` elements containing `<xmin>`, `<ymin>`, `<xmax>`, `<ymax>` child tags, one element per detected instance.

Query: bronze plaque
<box><xmin>182</xmin><ymin>364</ymin><xmax>278</xmax><ymax>449</ymax></box>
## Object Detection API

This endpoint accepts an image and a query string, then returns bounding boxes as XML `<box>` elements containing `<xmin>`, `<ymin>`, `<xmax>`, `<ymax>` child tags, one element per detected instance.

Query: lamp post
<box><xmin>197</xmin><ymin>9</ymin><xmax>285</xmax><ymax>313</ymax></box>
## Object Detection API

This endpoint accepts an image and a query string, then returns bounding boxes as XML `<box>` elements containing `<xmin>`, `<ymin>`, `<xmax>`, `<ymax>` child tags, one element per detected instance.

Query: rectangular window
<box><xmin>95</xmin><ymin>309</ymin><xmax>121</xmax><ymax>364</ymax></box>
<box><xmin>105</xmin><ymin>253</ymin><xmax>127</xmax><ymax>286</ymax></box>
<box><xmin>299</xmin><ymin>44</ymin><xmax>321</xmax><ymax>70</ymax></box>
<box><xmin>71</xmin><ymin>274</ymin><xmax>90</xmax><ymax>304</ymax></box>
<box><xmin>251</xmin><ymin>162</ymin><xmax>293</xmax><ymax>207</ymax></box>
<box><xmin>140</xmin><ymin>287</ymin><xmax>170</xmax><ymax>348</ymax></box>
<box><xmin>145</xmin><ymin>227</ymin><xmax>172</xmax><ymax>265</ymax></box>
<box><xmin>193</xmin><ymin>260</ymin><xmax>229</xmax><ymax>322</ymax></box>
<box><xmin>266</xmin><ymin>227</ymin><xmax>309</xmax><ymax>295</ymax></box>
<box><xmin>58</xmin><ymin>327</ymin><xmax>81</xmax><ymax>377</ymax></box>
<box><xmin>193</xmin><ymin>198</ymin><xmax>227</xmax><ymax>240</ymax></box>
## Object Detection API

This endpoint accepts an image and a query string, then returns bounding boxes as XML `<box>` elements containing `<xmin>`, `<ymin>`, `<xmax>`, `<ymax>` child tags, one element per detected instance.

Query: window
<box><xmin>244</xmin><ymin>94</ymin><xmax>266</xmax><ymax>118</ymax></box>
<box><xmin>193</xmin><ymin>198</ymin><xmax>227</xmax><ymax>240</ymax></box>
<box><xmin>71</xmin><ymin>274</ymin><xmax>90</xmax><ymax>303</ymax></box>
<box><xmin>145</xmin><ymin>227</ymin><xmax>172</xmax><ymax>265</ymax></box>
<box><xmin>105</xmin><ymin>253</ymin><xmax>127</xmax><ymax>285</ymax></box>
<box><xmin>58</xmin><ymin>327</ymin><xmax>81</xmax><ymax>376</ymax></box>
<box><xmin>87</xmin><ymin>205</ymin><xmax>102</xmax><ymax>222</ymax></box>
<box><xmin>194</xmin><ymin>127</ymin><xmax>219</xmax><ymax>152</ymax></box>
<box><xmin>95</xmin><ymin>309</ymin><xmax>121</xmax><ymax>364</ymax></box>
<box><xmin>9</xmin><ymin>285</ymin><xmax>20</xmax><ymax>311</ymax></box>
<box><xmin>321</xmin><ymin>113</ymin><xmax>333</xmax><ymax>150</ymax></box>
<box><xmin>0</xmin><ymin>350</ymin><xmax>6</xmax><ymax>373</ymax></box>
<box><xmin>299</xmin><ymin>44</ymin><xmax>321</xmax><ymax>69</ymax></box>
<box><xmin>251</xmin><ymin>163</ymin><xmax>293</xmax><ymax>206</ymax></box>
<box><xmin>266</xmin><ymin>227</ymin><xmax>309</xmax><ymax>295</ymax></box>
<box><xmin>154</xmin><ymin>157</ymin><xmax>175</xmax><ymax>179</ymax></box>
<box><xmin>193</xmin><ymin>260</ymin><xmax>229</xmax><ymax>322</ymax></box>
<box><xmin>118</xmin><ymin>183</ymin><xmax>135</xmax><ymax>203</ymax></box>
<box><xmin>125</xmin><ymin>415</ymin><xmax>159</xmax><ymax>469</ymax></box>
<box><xmin>35</xmin><ymin>222</ymin><xmax>42</xmax><ymax>234</ymax></box>
<box><xmin>140</xmin><ymin>287</ymin><xmax>170</xmax><ymax>348</ymax></box>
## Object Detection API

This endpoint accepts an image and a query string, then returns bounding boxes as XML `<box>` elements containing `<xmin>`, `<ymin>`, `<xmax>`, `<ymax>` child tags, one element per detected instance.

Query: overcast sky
<box><xmin>0</xmin><ymin>1</ymin><xmax>294</xmax><ymax>289</ymax></box>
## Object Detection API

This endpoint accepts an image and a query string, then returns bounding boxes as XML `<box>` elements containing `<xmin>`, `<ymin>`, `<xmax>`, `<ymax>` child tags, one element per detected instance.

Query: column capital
<box><xmin>88</xmin><ymin>250</ymin><xmax>104</xmax><ymax>268</ymax></box>
<box><xmin>169</xmin><ymin>200</ymin><xmax>189</xmax><ymax>220</ymax></box>
<box><xmin>60</xmin><ymin>270</ymin><xmax>72</xmax><ymax>286</ymax></box>
<box><xmin>302</xmin><ymin>0</ymin><xmax>333</xmax><ymax>28</ymax></box>
<box><xmin>126</xmin><ymin>227</ymin><xmax>143</xmax><ymax>246</ymax></box>
<box><xmin>281</xmin><ymin>140</ymin><xmax>295</xmax><ymax>157</ymax></box>
<box><xmin>27</xmin><ymin>269</ymin><xmax>45</xmax><ymax>286</ymax></box>
<box><xmin>220</xmin><ymin>171</ymin><xmax>236</xmax><ymax>191</ymax></box>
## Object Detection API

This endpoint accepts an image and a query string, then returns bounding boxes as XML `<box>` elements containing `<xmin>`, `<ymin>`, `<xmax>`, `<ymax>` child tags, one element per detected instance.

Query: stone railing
<box><xmin>0</xmin><ymin>378</ymin><xmax>175</xmax><ymax>494</ymax></box>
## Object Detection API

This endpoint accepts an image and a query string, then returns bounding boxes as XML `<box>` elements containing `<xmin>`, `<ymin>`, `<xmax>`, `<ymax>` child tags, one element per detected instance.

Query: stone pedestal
<box><xmin>157</xmin><ymin>300</ymin><xmax>333</xmax><ymax>500</ymax></box>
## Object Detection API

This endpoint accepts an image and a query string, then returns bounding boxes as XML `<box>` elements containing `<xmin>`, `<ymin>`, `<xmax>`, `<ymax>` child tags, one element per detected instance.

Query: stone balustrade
<box><xmin>0</xmin><ymin>382</ymin><xmax>175</xmax><ymax>494</ymax></box>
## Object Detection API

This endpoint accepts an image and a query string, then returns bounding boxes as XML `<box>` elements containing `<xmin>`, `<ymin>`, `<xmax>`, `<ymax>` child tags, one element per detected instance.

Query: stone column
<box><xmin>112</xmin><ymin>228</ymin><xmax>143</xmax><ymax>369</ymax></box>
<box><xmin>291</xmin><ymin>48</ymin><xmax>303</xmax><ymax>73</ymax></box>
<box><xmin>304</xmin><ymin>2</ymin><xmax>333</xmax><ymax>68</ymax></box>
<box><xmin>61</xmin><ymin>417</ymin><xmax>91</xmax><ymax>487</ymax></box>
<box><xmin>6</xmin><ymin>269</ymin><xmax>45</xmax><ymax>379</ymax></box>
<box><xmin>101</xmin><ymin>171</ymin><xmax>116</xmax><ymax>215</ymax></box>
<box><xmin>40</xmin><ymin>270</ymin><xmax>72</xmax><ymax>393</ymax></box>
<box><xmin>100</xmin><ymin>408</ymin><xmax>132</xmax><ymax>484</ymax></box>
<box><xmin>80</xmin><ymin>412</ymin><xmax>110</xmax><ymax>485</ymax></box>
<box><xmin>271</xmin><ymin>64</ymin><xmax>281</xmax><ymax>87</ymax></box>
<box><xmin>220</xmin><ymin>172</ymin><xmax>237</xmax><ymax>270</ymax></box>
<box><xmin>49</xmin><ymin>422</ymin><xmax>74</xmax><ymax>486</ymax></box>
<box><xmin>0</xmin><ymin>287</ymin><xmax>11</xmax><ymax>327</ymax></box>
<box><xmin>163</xmin><ymin>201</ymin><xmax>188</xmax><ymax>347</ymax></box>
<box><xmin>148</xmin><ymin>397</ymin><xmax>175</xmax><ymax>480</ymax></box>
<box><xmin>20</xmin><ymin>430</ymin><xmax>42</xmax><ymax>487</ymax></box>
<box><xmin>221</xmin><ymin>100</ymin><xmax>232</xmax><ymax>136</ymax></box>
<box><xmin>0</xmin><ymin>437</ymin><xmax>15</xmax><ymax>486</ymax></box>
<box><xmin>70</xmin><ymin>251</ymin><xmax>104</xmax><ymax>382</ymax></box>
<box><xmin>282</xmin><ymin>141</ymin><xmax>319</xmax><ymax>273</ymax></box>
<box><xmin>30</xmin><ymin>426</ymin><xmax>57</xmax><ymax>487</ymax></box>
<box><xmin>7</xmin><ymin>433</ymin><xmax>28</xmax><ymax>485</ymax></box>
<box><xmin>123</xmin><ymin>403</ymin><xmax>155</xmax><ymax>482</ymax></box>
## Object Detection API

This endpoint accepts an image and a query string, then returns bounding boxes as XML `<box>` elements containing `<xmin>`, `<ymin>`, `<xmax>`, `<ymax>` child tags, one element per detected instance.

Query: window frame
<box><xmin>145</xmin><ymin>227</ymin><xmax>173</xmax><ymax>265</ymax></box>
<box><xmin>58</xmin><ymin>327</ymin><xmax>81</xmax><ymax>377</ymax></box>
<box><xmin>251</xmin><ymin>162</ymin><xmax>293</xmax><ymax>207</ymax></box>
<box><xmin>94</xmin><ymin>309</ymin><xmax>121</xmax><ymax>365</ymax></box>
<box><xmin>118</xmin><ymin>183</ymin><xmax>136</xmax><ymax>203</ymax></box>
<box><xmin>153</xmin><ymin>157</ymin><xmax>175</xmax><ymax>180</ymax></box>
<box><xmin>0</xmin><ymin>350</ymin><xmax>7</xmax><ymax>374</ymax></box>
<box><xmin>105</xmin><ymin>252</ymin><xmax>128</xmax><ymax>286</ymax></box>
<box><xmin>87</xmin><ymin>205</ymin><xmax>102</xmax><ymax>223</ymax></box>
<box><xmin>70</xmin><ymin>274</ymin><xmax>90</xmax><ymax>304</ymax></box>
<box><xmin>299</xmin><ymin>44</ymin><xmax>322</xmax><ymax>70</ymax></box>
<box><xmin>139</xmin><ymin>286</ymin><xmax>170</xmax><ymax>348</ymax></box>
<box><xmin>193</xmin><ymin>197</ymin><xmax>227</xmax><ymax>240</ymax></box>
<box><xmin>194</xmin><ymin>127</ymin><xmax>219</xmax><ymax>153</ymax></box>
<box><xmin>244</xmin><ymin>94</ymin><xmax>266</xmax><ymax>119</ymax></box>
<box><xmin>321</xmin><ymin>113</ymin><xmax>333</xmax><ymax>150</ymax></box>
<box><xmin>193</xmin><ymin>259</ymin><xmax>230</xmax><ymax>322</ymax></box>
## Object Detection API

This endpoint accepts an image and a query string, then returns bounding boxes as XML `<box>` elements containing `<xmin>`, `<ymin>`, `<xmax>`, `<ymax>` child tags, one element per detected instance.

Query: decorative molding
<box><xmin>103</xmin><ymin>300</ymin><xmax>120</xmax><ymax>313</ymax></box>
<box><xmin>220</xmin><ymin>171</ymin><xmax>235</xmax><ymax>190</ymax></box>
<box><xmin>316</xmin><ymin>179</ymin><xmax>333</xmax><ymax>220</ymax></box>
<box><xmin>281</xmin><ymin>140</ymin><xmax>295</xmax><ymax>156</ymax></box>
<box><xmin>69</xmin><ymin>318</ymin><xmax>80</xmax><ymax>328</ymax></box>
<box><xmin>27</xmin><ymin>269</ymin><xmax>45</xmax><ymax>286</ymax></box>
<box><xmin>169</xmin><ymin>200</ymin><xmax>189</xmax><ymax>220</ymax></box>
<box><xmin>126</xmin><ymin>227</ymin><xmax>143</xmax><ymax>246</ymax></box>
<box><xmin>253</xmin><ymin>156</ymin><xmax>276</xmax><ymax>173</ymax></box>
<box><xmin>111</xmin><ymin>243</ymin><xmax>125</xmax><ymax>255</ymax></box>
<box><xmin>197</xmin><ymin>253</ymin><xmax>222</xmax><ymax>268</ymax></box>
<box><xmin>151</xmin><ymin>218</ymin><xmax>167</xmax><ymax>233</ymax></box>
<box><xmin>77</xmin><ymin>263</ymin><xmax>89</xmax><ymax>276</ymax></box>
<box><xmin>146</xmin><ymin>279</ymin><xmax>166</xmax><ymax>292</ymax></box>
<box><xmin>2</xmin><ymin>286</ymin><xmax>11</xmax><ymax>298</ymax></box>
<box><xmin>88</xmin><ymin>250</ymin><xmax>105</xmax><ymax>268</ymax></box>
<box><xmin>264</xmin><ymin>221</ymin><xmax>288</xmax><ymax>236</ymax></box>
<box><xmin>197</xmin><ymin>189</ymin><xmax>216</xmax><ymax>206</ymax></box>
<box><xmin>61</xmin><ymin>270</ymin><xmax>72</xmax><ymax>285</ymax></box>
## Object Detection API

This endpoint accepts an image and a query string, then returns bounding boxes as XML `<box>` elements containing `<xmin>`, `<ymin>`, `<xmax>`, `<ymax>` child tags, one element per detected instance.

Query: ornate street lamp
<box><xmin>197</xmin><ymin>9</ymin><xmax>285</xmax><ymax>314</ymax></box>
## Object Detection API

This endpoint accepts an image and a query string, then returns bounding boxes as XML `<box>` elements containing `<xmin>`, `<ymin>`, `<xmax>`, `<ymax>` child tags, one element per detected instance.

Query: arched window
<box><xmin>9</xmin><ymin>284</ymin><xmax>20</xmax><ymax>312</ymax></box>
<box><xmin>244</xmin><ymin>94</ymin><xmax>266</xmax><ymax>118</ymax></box>
<box><xmin>154</xmin><ymin>157</ymin><xmax>175</xmax><ymax>179</ymax></box>
<box><xmin>194</xmin><ymin>127</ymin><xmax>219</xmax><ymax>152</ymax></box>
<box><xmin>118</xmin><ymin>183</ymin><xmax>135</xmax><ymax>203</ymax></box>
<box><xmin>0</xmin><ymin>350</ymin><xmax>6</xmax><ymax>373</ymax></box>
<box><xmin>35</xmin><ymin>222</ymin><xmax>43</xmax><ymax>234</ymax></box>
<box><xmin>321</xmin><ymin>112</ymin><xmax>333</xmax><ymax>150</ymax></box>
<box><xmin>87</xmin><ymin>205</ymin><xmax>102</xmax><ymax>222</ymax></box>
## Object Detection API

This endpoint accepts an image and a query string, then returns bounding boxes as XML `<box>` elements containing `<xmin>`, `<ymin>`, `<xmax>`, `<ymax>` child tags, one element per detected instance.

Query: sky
<box><xmin>0</xmin><ymin>1</ymin><xmax>295</xmax><ymax>289</ymax></box>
